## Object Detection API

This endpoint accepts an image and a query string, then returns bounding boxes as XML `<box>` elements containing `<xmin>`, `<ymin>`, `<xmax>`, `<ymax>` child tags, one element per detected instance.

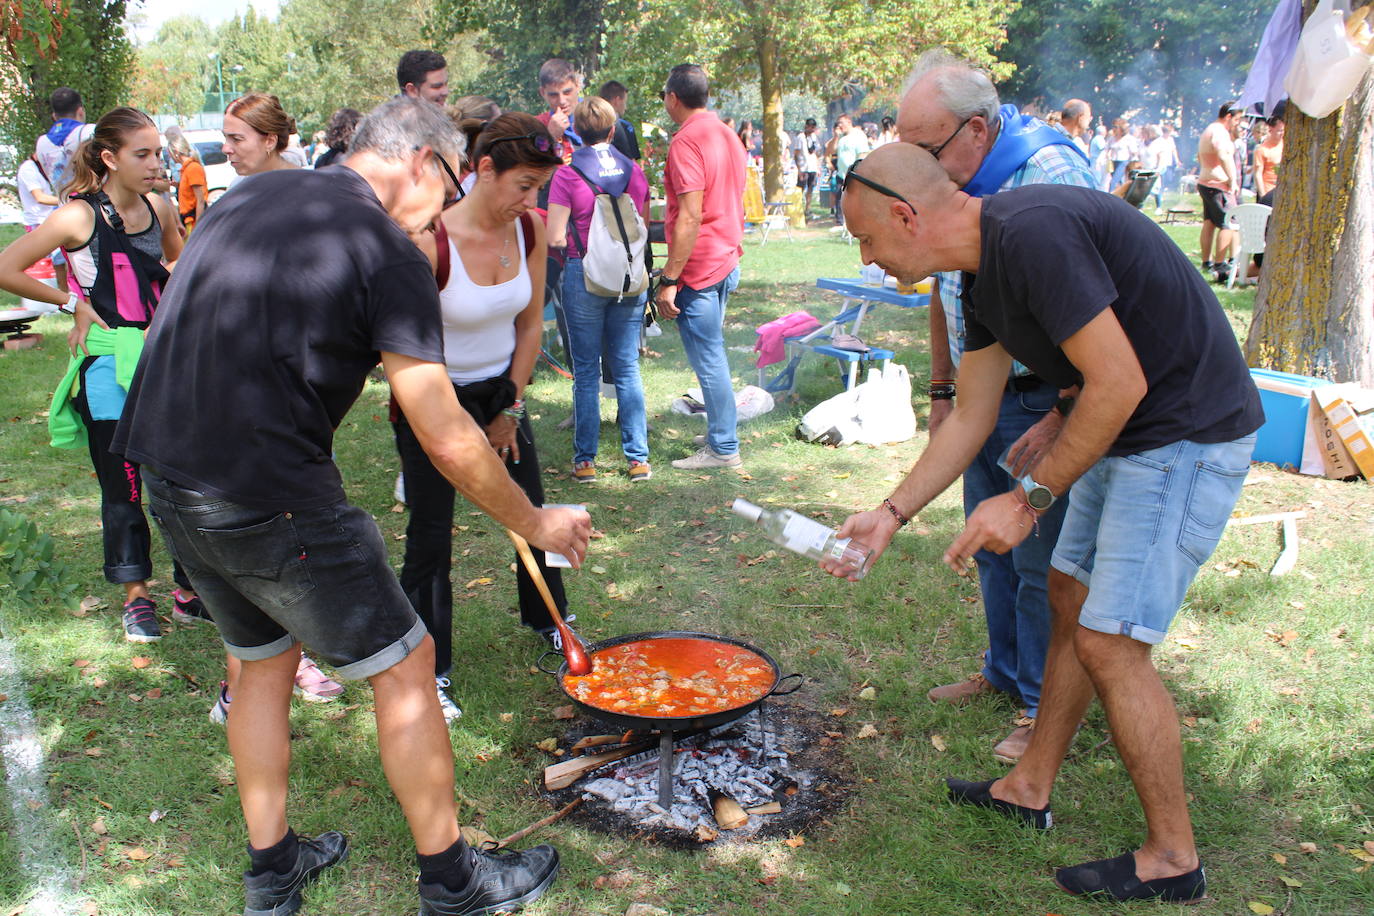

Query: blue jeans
<box><xmin>963</xmin><ymin>383</ymin><xmax>1067</xmax><ymax>718</ymax></box>
<box><xmin>562</xmin><ymin>258</ymin><xmax>649</xmax><ymax>465</ymax></box>
<box><xmin>675</xmin><ymin>266</ymin><xmax>740</xmax><ymax>456</ymax></box>
<box><xmin>1053</xmin><ymin>435</ymin><xmax>1255</xmax><ymax>644</ymax></box>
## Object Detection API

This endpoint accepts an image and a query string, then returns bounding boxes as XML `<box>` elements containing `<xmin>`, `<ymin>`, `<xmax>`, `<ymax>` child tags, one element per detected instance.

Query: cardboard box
<box><xmin>1305</xmin><ymin>394</ymin><xmax>1359</xmax><ymax>478</ymax></box>
<box><xmin>1316</xmin><ymin>386</ymin><xmax>1374</xmax><ymax>479</ymax></box>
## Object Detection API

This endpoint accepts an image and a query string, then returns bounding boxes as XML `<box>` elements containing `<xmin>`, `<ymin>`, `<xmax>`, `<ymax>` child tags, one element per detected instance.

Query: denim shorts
<box><xmin>1050</xmin><ymin>435</ymin><xmax>1255</xmax><ymax>644</ymax></box>
<box><xmin>144</xmin><ymin>472</ymin><xmax>426</xmax><ymax>679</ymax></box>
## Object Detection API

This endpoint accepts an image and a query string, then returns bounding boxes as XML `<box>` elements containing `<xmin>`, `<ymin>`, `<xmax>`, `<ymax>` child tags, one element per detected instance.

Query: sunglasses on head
<box><xmin>485</xmin><ymin>132</ymin><xmax>557</xmax><ymax>154</ymax></box>
<box><xmin>843</xmin><ymin>167</ymin><xmax>917</xmax><ymax>215</ymax></box>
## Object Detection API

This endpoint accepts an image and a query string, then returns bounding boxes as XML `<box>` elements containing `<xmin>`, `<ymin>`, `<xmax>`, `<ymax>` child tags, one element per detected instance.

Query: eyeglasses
<box><xmin>433</xmin><ymin>150</ymin><xmax>464</xmax><ymax>209</ymax></box>
<box><xmin>920</xmin><ymin>116</ymin><xmax>972</xmax><ymax>159</ymax></box>
<box><xmin>485</xmin><ymin>132</ymin><xmax>556</xmax><ymax>154</ymax></box>
<box><xmin>843</xmin><ymin>167</ymin><xmax>917</xmax><ymax>214</ymax></box>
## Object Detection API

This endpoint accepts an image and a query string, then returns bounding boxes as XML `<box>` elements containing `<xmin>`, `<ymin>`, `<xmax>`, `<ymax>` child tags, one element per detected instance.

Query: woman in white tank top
<box><xmin>392</xmin><ymin>114</ymin><xmax>567</xmax><ymax>721</ymax></box>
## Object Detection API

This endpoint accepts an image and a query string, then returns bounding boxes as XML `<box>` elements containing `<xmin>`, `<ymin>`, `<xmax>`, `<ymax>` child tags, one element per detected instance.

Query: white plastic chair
<box><xmin>1224</xmin><ymin>203</ymin><xmax>1272</xmax><ymax>289</ymax></box>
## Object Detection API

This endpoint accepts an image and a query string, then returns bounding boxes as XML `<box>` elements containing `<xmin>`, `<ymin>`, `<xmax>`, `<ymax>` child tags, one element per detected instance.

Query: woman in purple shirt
<box><xmin>545</xmin><ymin>97</ymin><xmax>652</xmax><ymax>483</ymax></box>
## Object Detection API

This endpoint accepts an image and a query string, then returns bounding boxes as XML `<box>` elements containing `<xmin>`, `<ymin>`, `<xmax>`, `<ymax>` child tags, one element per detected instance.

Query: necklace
<box><xmin>497</xmin><ymin>233</ymin><xmax>512</xmax><ymax>269</ymax></box>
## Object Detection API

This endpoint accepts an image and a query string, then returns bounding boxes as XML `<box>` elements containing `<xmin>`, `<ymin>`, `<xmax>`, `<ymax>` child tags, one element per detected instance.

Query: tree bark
<box><xmin>755</xmin><ymin>33</ymin><xmax>784</xmax><ymax>201</ymax></box>
<box><xmin>1245</xmin><ymin>2</ymin><xmax>1374</xmax><ymax>386</ymax></box>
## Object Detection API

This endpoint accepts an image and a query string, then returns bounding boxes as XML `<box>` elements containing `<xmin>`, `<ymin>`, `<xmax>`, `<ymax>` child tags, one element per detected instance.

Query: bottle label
<box><xmin>781</xmin><ymin>514</ymin><xmax>832</xmax><ymax>555</ymax></box>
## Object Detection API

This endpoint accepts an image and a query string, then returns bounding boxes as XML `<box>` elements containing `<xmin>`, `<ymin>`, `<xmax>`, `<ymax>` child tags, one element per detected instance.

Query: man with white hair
<box><xmin>114</xmin><ymin>97</ymin><xmax>589</xmax><ymax>916</ymax></box>
<box><xmin>897</xmin><ymin>49</ymin><xmax>1093</xmax><ymax>764</ymax></box>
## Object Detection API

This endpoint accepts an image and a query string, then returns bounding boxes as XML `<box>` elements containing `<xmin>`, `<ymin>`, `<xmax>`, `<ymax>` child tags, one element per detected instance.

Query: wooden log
<box><xmin>745</xmin><ymin>801</ymin><xmax>782</xmax><ymax>815</ymax></box>
<box><xmin>710</xmin><ymin>792</ymin><xmax>749</xmax><ymax>830</ymax></box>
<box><xmin>543</xmin><ymin>741</ymin><xmax>653</xmax><ymax>790</ymax></box>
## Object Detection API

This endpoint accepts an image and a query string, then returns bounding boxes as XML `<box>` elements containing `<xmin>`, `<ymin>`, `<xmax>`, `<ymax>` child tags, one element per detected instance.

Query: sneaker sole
<box><xmin>418</xmin><ymin>860</ymin><xmax>559</xmax><ymax>916</ymax></box>
<box><xmin>124</xmin><ymin>632</ymin><xmax>162</xmax><ymax>643</ymax></box>
<box><xmin>172</xmin><ymin>609</ymin><xmax>210</xmax><ymax>625</ymax></box>
<box><xmin>243</xmin><ymin>839</ymin><xmax>350</xmax><ymax>916</ymax></box>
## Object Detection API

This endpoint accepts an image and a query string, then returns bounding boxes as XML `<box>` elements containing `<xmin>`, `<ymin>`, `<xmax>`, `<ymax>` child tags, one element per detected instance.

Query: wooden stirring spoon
<box><xmin>506</xmin><ymin>529</ymin><xmax>593</xmax><ymax>675</ymax></box>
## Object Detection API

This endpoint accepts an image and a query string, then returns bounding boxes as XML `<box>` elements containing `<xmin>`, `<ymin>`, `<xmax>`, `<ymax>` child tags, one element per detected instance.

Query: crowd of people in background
<box><xmin>0</xmin><ymin>45</ymin><xmax>1281</xmax><ymax>914</ymax></box>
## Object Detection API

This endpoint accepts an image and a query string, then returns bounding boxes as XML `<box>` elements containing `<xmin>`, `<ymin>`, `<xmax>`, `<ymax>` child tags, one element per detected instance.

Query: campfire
<box><xmin>542</xmin><ymin>700</ymin><xmax>846</xmax><ymax>845</ymax></box>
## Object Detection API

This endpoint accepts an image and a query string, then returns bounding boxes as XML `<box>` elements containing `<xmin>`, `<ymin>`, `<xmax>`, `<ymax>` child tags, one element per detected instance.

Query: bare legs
<box><xmin>1200</xmin><ymin>219</ymin><xmax>1235</xmax><ymax>265</ymax></box>
<box><xmin>229</xmin><ymin>644</ymin><xmax>301</xmax><ymax>849</ymax></box>
<box><xmin>370</xmin><ymin>637</ymin><xmax>460</xmax><ymax>855</ymax></box>
<box><xmin>990</xmin><ymin>569</ymin><xmax>1197</xmax><ymax>879</ymax></box>
<box><xmin>227</xmin><ymin>636</ymin><xmax>459</xmax><ymax>856</ymax></box>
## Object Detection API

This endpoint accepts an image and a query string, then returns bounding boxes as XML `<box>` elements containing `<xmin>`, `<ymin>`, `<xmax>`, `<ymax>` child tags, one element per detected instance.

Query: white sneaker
<box><xmin>671</xmin><ymin>447</ymin><xmax>742</xmax><ymax>470</ymax></box>
<box><xmin>435</xmin><ymin>676</ymin><xmax>462</xmax><ymax>723</ymax></box>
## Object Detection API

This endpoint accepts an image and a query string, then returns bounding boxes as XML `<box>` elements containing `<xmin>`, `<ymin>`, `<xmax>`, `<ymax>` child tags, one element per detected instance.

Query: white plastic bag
<box><xmin>797</xmin><ymin>386</ymin><xmax>863</xmax><ymax>445</ymax></box>
<box><xmin>796</xmin><ymin>363</ymin><xmax>916</xmax><ymax>446</ymax></box>
<box><xmin>855</xmin><ymin>363</ymin><xmax>917</xmax><ymax>444</ymax></box>
<box><xmin>671</xmin><ymin>386</ymin><xmax>775</xmax><ymax>421</ymax></box>
<box><xmin>1285</xmin><ymin>0</ymin><xmax>1374</xmax><ymax>118</ymax></box>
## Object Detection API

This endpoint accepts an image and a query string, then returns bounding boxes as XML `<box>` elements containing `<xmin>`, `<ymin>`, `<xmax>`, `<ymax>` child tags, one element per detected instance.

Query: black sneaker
<box><xmin>172</xmin><ymin>589</ymin><xmax>212</xmax><ymax>625</ymax></box>
<box><xmin>122</xmin><ymin>598</ymin><xmax>162</xmax><ymax>643</ymax></box>
<box><xmin>242</xmin><ymin>830</ymin><xmax>349</xmax><ymax>916</ymax></box>
<box><xmin>418</xmin><ymin>845</ymin><xmax>560</xmax><ymax>915</ymax></box>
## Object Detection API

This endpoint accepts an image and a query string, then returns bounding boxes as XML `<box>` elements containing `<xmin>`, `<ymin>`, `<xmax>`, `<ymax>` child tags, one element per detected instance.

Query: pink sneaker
<box><xmin>294</xmin><ymin>654</ymin><xmax>343</xmax><ymax>702</ymax></box>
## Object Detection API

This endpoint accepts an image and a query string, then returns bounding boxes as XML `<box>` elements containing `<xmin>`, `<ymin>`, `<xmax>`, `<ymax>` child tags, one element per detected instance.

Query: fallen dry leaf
<box><xmin>90</xmin><ymin>817</ymin><xmax>108</xmax><ymax>835</ymax></box>
<box><xmin>1247</xmin><ymin>903</ymin><xmax>1275</xmax><ymax>915</ymax></box>
<box><xmin>857</xmin><ymin>686</ymin><xmax>876</xmax><ymax>701</ymax></box>
<box><xmin>463</xmin><ymin>577</ymin><xmax>494</xmax><ymax>588</ymax></box>
<box><xmin>1298</xmin><ymin>842</ymin><xmax>1318</xmax><ymax>853</ymax></box>
<box><xmin>855</xmin><ymin>723</ymin><xmax>879</xmax><ymax>739</ymax></box>
<box><xmin>1364</xmin><ymin>841</ymin><xmax>1374</xmax><ymax>856</ymax></box>
<box><xmin>784</xmin><ymin>835</ymin><xmax>805</xmax><ymax>848</ymax></box>
<box><xmin>130</xmin><ymin>657</ymin><xmax>151</xmax><ymax>670</ymax></box>
<box><xmin>829</xmin><ymin>708</ymin><xmax>849</xmax><ymax>717</ymax></box>
<box><xmin>459</xmin><ymin>826</ymin><xmax>495</xmax><ymax>847</ymax></box>
<box><xmin>1278</xmin><ymin>875</ymin><xmax>1302</xmax><ymax>888</ymax></box>
<box><xmin>694</xmin><ymin>824</ymin><xmax>719</xmax><ymax>843</ymax></box>
<box><xmin>80</xmin><ymin>595</ymin><xmax>106</xmax><ymax>613</ymax></box>
<box><xmin>1272</xmin><ymin>852</ymin><xmax>1287</xmax><ymax>865</ymax></box>
<box><xmin>930</xmin><ymin>735</ymin><xmax>947</xmax><ymax>752</ymax></box>
<box><xmin>552</xmin><ymin>705</ymin><xmax>574</xmax><ymax>720</ymax></box>
<box><xmin>499</xmin><ymin>712</ymin><xmax>514</xmax><ymax>723</ymax></box>
<box><xmin>83</xmin><ymin>747</ymin><xmax>103</xmax><ymax>757</ymax></box>
<box><xmin>73</xmin><ymin>659</ymin><xmax>91</xmax><ymax>669</ymax></box>
<box><xmin>535</xmin><ymin>738</ymin><xmax>559</xmax><ymax>753</ymax></box>
<box><xmin>124</xmin><ymin>846</ymin><xmax>152</xmax><ymax>862</ymax></box>
<box><xmin>145</xmin><ymin>688</ymin><xmax>162</xmax><ymax>699</ymax></box>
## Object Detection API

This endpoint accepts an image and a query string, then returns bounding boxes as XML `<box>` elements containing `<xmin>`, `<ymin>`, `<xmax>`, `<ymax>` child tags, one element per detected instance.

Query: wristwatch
<box><xmin>658</xmin><ymin>275</ymin><xmax>680</xmax><ymax>288</ymax></box>
<box><xmin>56</xmin><ymin>291</ymin><xmax>79</xmax><ymax>315</ymax></box>
<box><xmin>1018</xmin><ymin>474</ymin><xmax>1057</xmax><ymax>512</ymax></box>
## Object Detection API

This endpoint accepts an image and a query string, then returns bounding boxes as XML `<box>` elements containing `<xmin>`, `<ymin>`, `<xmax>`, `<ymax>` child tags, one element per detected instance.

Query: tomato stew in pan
<box><xmin>563</xmin><ymin>637</ymin><xmax>774</xmax><ymax>718</ymax></box>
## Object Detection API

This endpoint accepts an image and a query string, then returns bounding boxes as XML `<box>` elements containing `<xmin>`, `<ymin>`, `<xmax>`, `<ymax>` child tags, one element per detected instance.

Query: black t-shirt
<box><xmin>961</xmin><ymin>185</ymin><xmax>1263</xmax><ymax>456</ymax></box>
<box><xmin>113</xmin><ymin>167</ymin><xmax>444</xmax><ymax>511</ymax></box>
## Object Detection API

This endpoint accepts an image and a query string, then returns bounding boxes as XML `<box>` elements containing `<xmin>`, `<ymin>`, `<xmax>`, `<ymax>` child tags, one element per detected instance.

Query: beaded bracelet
<box><xmin>882</xmin><ymin>497</ymin><xmax>910</xmax><ymax>527</ymax></box>
<box><xmin>502</xmin><ymin>399</ymin><xmax>526</xmax><ymax>420</ymax></box>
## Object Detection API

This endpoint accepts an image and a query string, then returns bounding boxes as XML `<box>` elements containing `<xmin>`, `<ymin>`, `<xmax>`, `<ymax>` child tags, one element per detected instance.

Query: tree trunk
<box><xmin>1245</xmin><ymin>3</ymin><xmax>1374</xmax><ymax>386</ymax></box>
<box><xmin>755</xmin><ymin>34</ymin><xmax>784</xmax><ymax>201</ymax></box>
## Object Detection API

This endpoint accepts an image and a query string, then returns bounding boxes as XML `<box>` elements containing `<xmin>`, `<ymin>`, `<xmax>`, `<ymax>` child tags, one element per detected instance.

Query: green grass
<box><xmin>1</xmin><ymin>222</ymin><xmax>1372</xmax><ymax>915</ymax></box>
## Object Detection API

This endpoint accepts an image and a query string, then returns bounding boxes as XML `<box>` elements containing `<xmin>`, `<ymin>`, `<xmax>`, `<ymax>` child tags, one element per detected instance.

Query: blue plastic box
<box><xmin>1249</xmin><ymin>368</ymin><xmax>1329</xmax><ymax>468</ymax></box>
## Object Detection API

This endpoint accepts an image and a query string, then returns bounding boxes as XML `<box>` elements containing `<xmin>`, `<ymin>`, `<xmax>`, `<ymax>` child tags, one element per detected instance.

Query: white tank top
<box><xmin>441</xmin><ymin>217</ymin><xmax>531</xmax><ymax>384</ymax></box>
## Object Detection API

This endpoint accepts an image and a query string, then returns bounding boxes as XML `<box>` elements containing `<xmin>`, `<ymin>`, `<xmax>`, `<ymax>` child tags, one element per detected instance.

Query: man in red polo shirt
<box><xmin>655</xmin><ymin>63</ymin><xmax>748</xmax><ymax>470</ymax></box>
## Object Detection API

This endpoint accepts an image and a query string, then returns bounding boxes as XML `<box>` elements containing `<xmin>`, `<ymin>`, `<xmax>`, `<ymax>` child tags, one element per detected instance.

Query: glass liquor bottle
<box><xmin>731</xmin><ymin>498</ymin><xmax>874</xmax><ymax>579</ymax></box>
